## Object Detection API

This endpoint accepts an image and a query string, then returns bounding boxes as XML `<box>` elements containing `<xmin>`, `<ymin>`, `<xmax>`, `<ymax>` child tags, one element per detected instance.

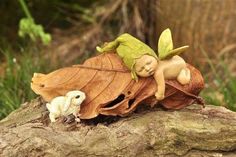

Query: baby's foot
<box><xmin>177</xmin><ymin>68</ymin><xmax>191</xmax><ymax>85</ymax></box>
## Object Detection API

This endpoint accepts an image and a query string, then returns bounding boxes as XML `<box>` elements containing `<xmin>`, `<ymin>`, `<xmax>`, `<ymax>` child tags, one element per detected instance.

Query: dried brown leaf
<box><xmin>31</xmin><ymin>53</ymin><xmax>204</xmax><ymax>119</ymax></box>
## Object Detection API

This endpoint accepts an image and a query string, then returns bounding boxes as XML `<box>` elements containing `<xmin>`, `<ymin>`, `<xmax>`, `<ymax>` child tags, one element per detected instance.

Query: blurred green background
<box><xmin>0</xmin><ymin>0</ymin><xmax>236</xmax><ymax>119</ymax></box>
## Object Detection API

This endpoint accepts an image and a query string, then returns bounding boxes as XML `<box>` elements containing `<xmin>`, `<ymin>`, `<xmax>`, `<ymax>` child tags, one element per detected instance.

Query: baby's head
<box><xmin>134</xmin><ymin>55</ymin><xmax>158</xmax><ymax>77</ymax></box>
<box><xmin>96</xmin><ymin>33</ymin><xmax>158</xmax><ymax>80</ymax></box>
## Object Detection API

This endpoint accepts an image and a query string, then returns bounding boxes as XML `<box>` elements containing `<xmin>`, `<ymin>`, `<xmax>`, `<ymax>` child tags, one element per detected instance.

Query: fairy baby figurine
<box><xmin>96</xmin><ymin>28</ymin><xmax>191</xmax><ymax>100</ymax></box>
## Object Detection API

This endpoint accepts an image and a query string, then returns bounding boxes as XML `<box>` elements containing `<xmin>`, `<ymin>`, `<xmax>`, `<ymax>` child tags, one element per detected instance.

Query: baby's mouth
<box><xmin>148</xmin><ymin>70</ymin><xmax>154</xmax><ymax>75</ymax></box>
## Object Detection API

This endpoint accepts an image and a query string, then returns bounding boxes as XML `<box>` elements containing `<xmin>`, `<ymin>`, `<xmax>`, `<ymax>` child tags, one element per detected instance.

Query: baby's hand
<box><xmin>155</xmin><ymin>92</ymin><xmax>165</xmax><ymax>100</ymax></box>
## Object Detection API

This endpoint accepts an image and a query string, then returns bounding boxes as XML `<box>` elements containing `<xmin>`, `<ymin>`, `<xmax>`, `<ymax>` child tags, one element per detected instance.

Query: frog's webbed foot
<box><xmin>63</xmin><ymin>114</ymin><xmax>76</xmax><ymax>124</ymax></box>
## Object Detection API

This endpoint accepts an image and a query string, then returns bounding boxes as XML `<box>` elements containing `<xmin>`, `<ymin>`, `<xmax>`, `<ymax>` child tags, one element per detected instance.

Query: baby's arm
<box><xmin>153</xmin><ymin>69</ymin><xmax>165</xmax><ymax>100</ymax></box>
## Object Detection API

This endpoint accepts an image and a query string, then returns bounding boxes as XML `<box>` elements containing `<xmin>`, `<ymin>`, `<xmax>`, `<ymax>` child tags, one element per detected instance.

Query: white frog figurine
<box><xmin>46</xmin><ymin>90</ymin><xmax>86</xmax><ymax>122</ymax></box>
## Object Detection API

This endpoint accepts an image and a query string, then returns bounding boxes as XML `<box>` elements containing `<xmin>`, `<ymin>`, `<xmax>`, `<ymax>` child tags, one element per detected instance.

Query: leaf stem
<box><xmin>18</xmin><ymin>0</ymin><xmax>32</xmax><ymax>19</ymax></box>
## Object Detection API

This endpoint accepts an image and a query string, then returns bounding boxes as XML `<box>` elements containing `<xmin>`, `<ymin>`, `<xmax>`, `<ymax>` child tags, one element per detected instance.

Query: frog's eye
<box><xmin>75</xmin><ymin>95</ymin><xmax>81</xmax><ymax>99</ymax></box>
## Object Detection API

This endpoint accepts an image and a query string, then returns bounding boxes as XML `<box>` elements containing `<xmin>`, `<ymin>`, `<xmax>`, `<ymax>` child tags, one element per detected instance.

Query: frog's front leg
<box><xmin>73</xmin><ymin>110</ymin><xmax>81</xmax><ymax>123</ymax></box>
<box><xmin>153</xmin><ymin>69</ymin><xmax>165</xmax><ymax>100</ymax></box>
<box><xmin>49</xmin><ymin>113</ymin><xmax>57</xmax><ymax>122</ymax></box>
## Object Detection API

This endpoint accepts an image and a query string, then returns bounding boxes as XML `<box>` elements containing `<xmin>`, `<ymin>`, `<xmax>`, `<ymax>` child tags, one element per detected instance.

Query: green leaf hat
<box><xmin>96</xmin><ymin>33</ymin><xmax>158</xmax><ymax>80</ymax></box>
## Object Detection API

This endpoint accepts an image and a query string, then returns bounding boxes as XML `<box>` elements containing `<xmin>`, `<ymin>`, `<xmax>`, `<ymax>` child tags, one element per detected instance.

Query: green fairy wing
<box><xmin>165</xmin><ymin>45</ymin><xmax>189</xmax><ymax>59</ymax></box>
<box><xmin>158</xmin><ymin>28</ymin><xmax>173</xmax><ymax>59</ymax></box>
<box><xmin>158</xmin><ymin>28</ymin><xmax>189</xmax><ymax>60</ymax></box>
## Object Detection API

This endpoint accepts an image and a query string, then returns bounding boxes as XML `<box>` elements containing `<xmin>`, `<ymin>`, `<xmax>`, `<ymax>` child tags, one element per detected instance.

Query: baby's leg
<box><xmin>177</xmin><ymin>67</ymin><xmax>191</xmax><ymax>85</ymax></box>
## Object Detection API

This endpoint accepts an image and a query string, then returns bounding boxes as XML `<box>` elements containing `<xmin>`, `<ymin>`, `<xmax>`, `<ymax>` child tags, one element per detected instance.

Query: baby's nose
<box><xmin>144</xmin><ymin>65</ymin><xmax>151</xmax><ymax>71</ymax></box>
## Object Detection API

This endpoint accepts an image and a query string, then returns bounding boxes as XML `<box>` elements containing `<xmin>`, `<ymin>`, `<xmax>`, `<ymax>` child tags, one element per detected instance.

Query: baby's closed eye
<box><xmin>147</xmin><ymin>61</ymin><xmax>152</xmax><ymax>65</ymax></box>
<box><xmin>138</xmin><ymin>67</ymin><xmax>144</xmax><ymax>72</ymax></box>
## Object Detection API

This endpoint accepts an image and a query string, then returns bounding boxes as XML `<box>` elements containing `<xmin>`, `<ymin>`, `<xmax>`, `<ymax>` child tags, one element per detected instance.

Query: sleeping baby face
<box><xmin>134</xmin><ymin>55</ymin><xmax>158</xmax><ymax>77</ymax></box>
